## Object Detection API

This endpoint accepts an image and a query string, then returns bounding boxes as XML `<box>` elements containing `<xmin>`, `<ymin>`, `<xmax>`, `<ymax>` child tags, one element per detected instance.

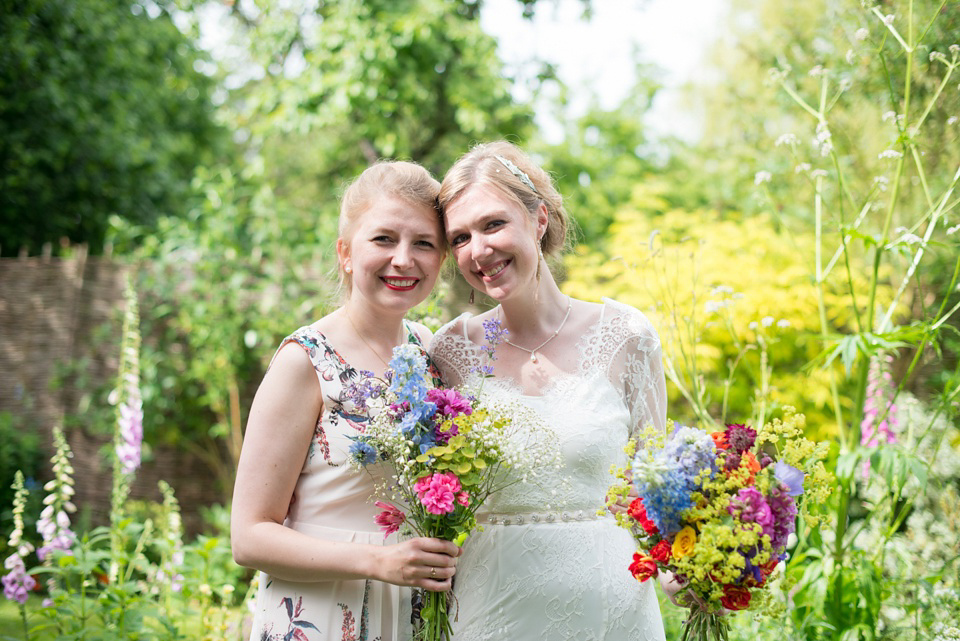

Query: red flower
<box><xmin>373</xmin><ymin>501</ymin><xmax>406</xmax><ymax>539</ymax></box>
<box><xmin>629</xmin><ymin>553</ymin><xmax>659</xmax><ymax>582</ymax></box>
<box><xmin>720</xmin><ymin>584</ymin><xmax>752</xmax><ymax>611</ymax></box>
<box><xmin>760</xmin><ymin>559</ymin><xmax>779</xmax><ymax>576</ymax></box>
<box><xmin>627</xmin><ymin>498</ymin><xmax>658</xmax><ymax>534</ymax></box>
<box><xmin>649</xmin><ymin>540</ymin><xmax>672</xmax><ymax>563</ymax></box>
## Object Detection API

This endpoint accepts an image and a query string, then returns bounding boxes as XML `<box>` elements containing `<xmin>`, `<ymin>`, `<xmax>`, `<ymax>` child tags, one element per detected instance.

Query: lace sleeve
<box><xmin>427</xmin><ymin>314</ymin><xmax>479</xmax><ymax>389</ymax></box>
<box><xmin>602</xmin><ymin>300</ymin><xmax>667</xmax><ymax>439</ymax></box>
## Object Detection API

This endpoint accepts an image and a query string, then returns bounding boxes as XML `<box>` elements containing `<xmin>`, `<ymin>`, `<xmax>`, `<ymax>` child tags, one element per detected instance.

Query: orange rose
<box><xmin>629</xmin><ymin>553</ymin><xmax>659</xmax><ymax>582</ymax></box>
<box><xmin>742</xmin><ymin>451</ymin><xmax>761</xmax><ymax>483</ymax></box>
<box><xmin>710</xmin><ymin>431</ymin><xmax>729</xmax><ymax>450</ymax></box>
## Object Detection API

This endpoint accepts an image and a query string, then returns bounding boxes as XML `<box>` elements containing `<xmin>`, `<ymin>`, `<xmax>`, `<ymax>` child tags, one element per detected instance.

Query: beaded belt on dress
<box><xmin>475</xmin><ymin>509</ymin><xmax>602</xmax><ymax>526</ymax></box>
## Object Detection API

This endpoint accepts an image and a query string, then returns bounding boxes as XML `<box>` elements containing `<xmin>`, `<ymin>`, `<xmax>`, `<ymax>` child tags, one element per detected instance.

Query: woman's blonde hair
<box><xmin>437</xmin><ymin>140</ymin><xmax>570</xmax><ymax>256</ymax></box>
<box><xmin>337</xmin><ymin>160</ymin><xmax>441</xmax><ymax>292</ymax></box>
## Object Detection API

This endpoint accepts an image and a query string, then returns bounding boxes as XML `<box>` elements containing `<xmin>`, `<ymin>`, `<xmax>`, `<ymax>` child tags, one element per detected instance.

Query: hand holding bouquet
<box><xmin>607</xmin><ymin>408</ymin><xmax>831</xmax><ymax>641</ymax></box>
<box><xmin>347</xmin><ymin>323</ymin><xmax>559</xmax><ymax>641</ymax></box>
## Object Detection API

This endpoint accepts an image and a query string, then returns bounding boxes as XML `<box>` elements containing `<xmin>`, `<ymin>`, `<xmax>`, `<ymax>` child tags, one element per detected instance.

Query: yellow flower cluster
<box><xmin>418</xmin><ymin>409</ymin><xmax>506</xmax><ymax>486</ymax></box>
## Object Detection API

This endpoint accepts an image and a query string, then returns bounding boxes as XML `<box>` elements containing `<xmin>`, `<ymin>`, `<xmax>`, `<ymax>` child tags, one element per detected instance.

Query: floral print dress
<box><xmin>248</xmin><ymin>322</ymin><xmax>431</xmax><ymax>641</ymax></box>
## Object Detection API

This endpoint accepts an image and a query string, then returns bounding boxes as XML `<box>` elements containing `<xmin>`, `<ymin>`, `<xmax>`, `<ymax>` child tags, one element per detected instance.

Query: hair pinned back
<box><xmin>337</xmin><ymin>160</ymin><xmax>441</xmax><ymax>293</ymax></box>
<box><xmin>438</xmin><ymin>141</ymin><xmax>570</xmax><ymax>256</ymax></box>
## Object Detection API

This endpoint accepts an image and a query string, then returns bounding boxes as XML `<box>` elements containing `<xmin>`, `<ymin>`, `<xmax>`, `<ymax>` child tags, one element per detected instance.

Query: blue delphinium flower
<box><xmin>662</xmin><ymin>425</ymin><xmax>718</xmax><ymax>480</ymax></box>
<box><xmin>632</xmin><ymin>426</ymin><xmax>717</xmax><ymax>536</ymax></box>
<box><xmin>387</xmin><ymin>345</ymin><xmax>435</xmax><ymax>421</ymax></box>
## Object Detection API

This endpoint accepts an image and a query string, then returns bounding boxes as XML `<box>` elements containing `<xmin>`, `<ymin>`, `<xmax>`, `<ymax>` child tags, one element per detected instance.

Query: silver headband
<box><xmin>493</xmin><ymin>154</ymin><xmax>538</xmax><ymax>194</ymax></box>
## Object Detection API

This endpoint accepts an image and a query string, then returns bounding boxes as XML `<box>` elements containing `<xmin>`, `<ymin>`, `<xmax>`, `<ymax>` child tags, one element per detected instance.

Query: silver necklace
<box><xmin>498</xmin><ymin>296</ymin><xmax>572</xmax><ymax>364</ymax></box>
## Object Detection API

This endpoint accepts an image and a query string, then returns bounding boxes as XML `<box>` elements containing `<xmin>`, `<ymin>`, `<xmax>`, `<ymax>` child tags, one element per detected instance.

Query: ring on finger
<box><xmin>430</xmin><ymin>567</ymin><xmax>436</xmax><ymax>578</ymax></box>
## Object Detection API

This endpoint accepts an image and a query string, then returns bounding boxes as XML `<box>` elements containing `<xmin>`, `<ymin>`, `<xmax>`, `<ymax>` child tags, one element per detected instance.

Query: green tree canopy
<box><xmin>0</xmin><ymin>0</ymin><xmax>224</xmax><ymax>255</ymax></box>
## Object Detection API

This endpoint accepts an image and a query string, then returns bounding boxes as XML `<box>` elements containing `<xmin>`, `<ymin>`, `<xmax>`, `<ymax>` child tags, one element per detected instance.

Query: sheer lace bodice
<box><xmin>427</xmin><ymin>298</ymin><xmax>667</xmax><ymax>641</ymax></box>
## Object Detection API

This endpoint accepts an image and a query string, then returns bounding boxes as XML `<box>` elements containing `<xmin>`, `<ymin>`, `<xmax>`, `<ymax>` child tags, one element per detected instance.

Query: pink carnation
<box><xmin>457</xmin><ymin>491</ymin><xmax>470</xmax><ymax>507</ymax></box>
<box><xmin>373</xmin><ymin>501</ymin><xmax>406</xmax><ymax>539</ymax></box>
<box><xmin>414</xmin><ymin>472</ymin><xmax>462</xmax><ymax>515</ymax></box>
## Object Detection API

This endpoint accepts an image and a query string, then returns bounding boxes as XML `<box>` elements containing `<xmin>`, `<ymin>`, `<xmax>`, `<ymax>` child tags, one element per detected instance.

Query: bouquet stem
<box><xmin>681</xmin><ymin>608</ymin><xmax>730</xmax><ymax>641</ymax></box>
<box><xmin>414</xmin><ymin>590</ymin><xmax>453</xmax><ymax>641</ymax></box>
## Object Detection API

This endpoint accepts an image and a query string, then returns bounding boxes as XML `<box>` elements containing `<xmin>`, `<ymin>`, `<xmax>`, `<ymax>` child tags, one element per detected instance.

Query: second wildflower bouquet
<box><xmin>607</xmin><ymin>409</ymin><xmax>831</xmax><ymax>641</ymax></box>
<box><xmin>348</xmin><ymin>336</ymin><xmax>558</xmax><ymax>641</ymax></box>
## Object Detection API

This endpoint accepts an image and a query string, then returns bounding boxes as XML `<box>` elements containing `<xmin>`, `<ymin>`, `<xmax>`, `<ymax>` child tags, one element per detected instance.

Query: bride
<box><xmin>429</xmin><ymin>141</ymin><xmax>672</xmax><ymax>640</ymax></box>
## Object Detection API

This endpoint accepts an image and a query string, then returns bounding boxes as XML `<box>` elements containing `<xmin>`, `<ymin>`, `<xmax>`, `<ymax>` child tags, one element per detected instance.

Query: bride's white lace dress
<box><xmin>429</xmin><ymin>298</ymin><xmax>667</xmax><ymax>641</ymax></box>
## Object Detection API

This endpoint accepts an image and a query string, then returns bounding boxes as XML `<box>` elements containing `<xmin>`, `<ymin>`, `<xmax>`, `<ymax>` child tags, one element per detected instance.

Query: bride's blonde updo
<box><xmin>437</xmin><ymin>141</ymin><xmax>570</xmax><ymax>257</ymax></box>
<box><xmin>337</xmin><ymin>160</ymin><xmax>441</xmax><ymax>293</ymax></box>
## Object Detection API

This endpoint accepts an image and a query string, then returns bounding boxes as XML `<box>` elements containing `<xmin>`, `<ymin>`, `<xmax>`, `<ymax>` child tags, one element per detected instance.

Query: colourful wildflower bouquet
<box><xmin>607</xmin><ymin>408</ymin><xmax>831</xmax><ymax>641</ymax></box>
<box><xmin>347</xmin><ymin>322</ymin><xmax>559</xmax><ymax>641</ymax></box>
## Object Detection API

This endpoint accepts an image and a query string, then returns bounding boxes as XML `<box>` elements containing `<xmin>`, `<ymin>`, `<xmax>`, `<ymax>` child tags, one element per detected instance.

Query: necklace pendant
<box><xmin>530</xmin><ymin>352</ymin><xmax>538</xmax><ymax>364</ymax></box>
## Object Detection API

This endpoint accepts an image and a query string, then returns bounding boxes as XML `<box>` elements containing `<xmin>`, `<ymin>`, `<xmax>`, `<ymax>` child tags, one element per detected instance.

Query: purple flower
<box><xmin>2</xmin><ymin>554</ymin><xmax>36</xmax><ymax>604</ymax></box>
<box><xmin>860</xmin><ymin>353</ymin><xmax>899</xmax><ymax>477</ymax></box>
<box><xmin>344</xmin><ymin>375</ymin><xmax>384</xmax><ymax>409</ymax></box>
<box><xmin>767</xmin><ymin>484</ymin><xmax>798</xmax><ymax>552</ymax></box>
<box><xmin>426</xmin><ymin>388</ymin><xmax>473</xmax><ymax>418</ymax></box>
<box><xmin>724</xmin><ymin>423</ymin><xmax>757</xmax><ymax>453</ymax></box>
<box><xmin>481</xmin><ymin>318</ymin><xmax>509</xmax><ymax>355</ymax></box>
<box><xmin>435</xmin><ymin>421</ymin><xmax>459</xmax><ymax>445</ymax></box>
<box><xmin>773</xmin><ymin>461</ymin><xmax>804</xmax><ymax>497</ymax></box>
<box><xmin>116</xmin><ymin>399</ymin><xmax>143</xmax><ymax>474</ymax></box>
<box><xmin>728</xmin><ymin>487</ymin><xmax>775</xmax><ymax>538</ymax></box>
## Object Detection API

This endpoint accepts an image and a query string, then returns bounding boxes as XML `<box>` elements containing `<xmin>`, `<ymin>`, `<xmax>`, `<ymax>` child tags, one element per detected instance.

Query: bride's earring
<box><xmin>534</xmin><ymin>241</ymin><xmax>544</xmax><ymax>305</ymax></box>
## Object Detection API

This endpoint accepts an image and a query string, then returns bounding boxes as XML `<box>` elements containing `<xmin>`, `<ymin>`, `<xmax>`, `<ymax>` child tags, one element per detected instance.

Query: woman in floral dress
<box><xmin>231</xmin><ymin>161</ymin><xmax>461</xmax><ymax>641</ymax></box>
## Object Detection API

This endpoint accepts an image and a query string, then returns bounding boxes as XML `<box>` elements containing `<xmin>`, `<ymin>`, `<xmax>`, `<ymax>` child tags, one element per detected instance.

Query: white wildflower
<box><xmin>846</xmin><ymin>49</ymin><xmax>856</xmax><ymax>64</ymax></box>
<box><xmin>855</xmin><ymin>28</ymin><xmax>869</xmax><ymax>41</ymax></box>
<box><xmin>795</xmin><ymin>163</ymin><xmax>812</xmax><ymax>174</ymax></box>
<box><xmin>761</xmin><ymin>316</ymin><xmax>775</xmax><ymax>328</ymax></box>
<box><xmin>808</xmin><ymin>65</ymin><xmax>826</xmax><ymax>77</ymax></box>
<box><xmin>754</xmin><ymin>170</ymin><xmax>772</xmax><ymax>185</ymax></box>
<box><xmin>899</xmin><ymin>233</ymin><xmax>923</xmax><ymax>245</ymax></box>
<box><xmin>767</xmin><ymin>67</ymin><xmax>789</xmax><ymax>84</ymax></box>
<box><xmin>882</xmin><ymin>14</ymin><xmax>894</xmax><ymax>26</ymax></box>
<box><xmin>777</xmin><ymin>319</ymin><xmax>791</xmax><ymax>329</ymax></box>
<box><xmin>948</xmin><ymin>116</ymin><xmax>958</xmax><ymax>126</ymax></box>
<box><xmin>879</xmin><ymin>149</ymin><xmax>903</xmax><ymax>159</ymax></box>
<box><xmin>705</xmin><ymin>301</ymin><xmax>723</xmax><ymax>315</ymax></box>
<box><xmin>815</xmin><ymin>121</ymin><xmax>833</xmax><ymax>156</ymax></box>
<box><xmin>873</xmin><ymin>176</ymin><xmax>889</xmax><ymax>191</ymax></box>
<box><xmin>748</xmin><ymin>321</ymin><xmax>759</xmax><ymax>330</ymax></box>
<box><xmin>882</xmin><ymin>111</ymin><xmax>897</xmax><ymax>122</ymax></box>
<box><xmin>950</xmin><ymin>44</ymin><xmax>960</xmax><ymax>56</ymax></box>
<box><xmin>947</xmin><ymin>224</ymin><xmax>960</xmax><ymax>235</ymax></box>
<box><xmin>811</xmin><ymin>169</ymin><xmax>829</xmax><ymax>179</ymax></box>
<box><xmin>711</xmin><ymin>285</ymin><xmax>734</xmax><ymax>295</ymax></box>
<box><xmin>775</xmin><ymin>133</ymin><xmax>798</xmax><ymax>147</ymax></box>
